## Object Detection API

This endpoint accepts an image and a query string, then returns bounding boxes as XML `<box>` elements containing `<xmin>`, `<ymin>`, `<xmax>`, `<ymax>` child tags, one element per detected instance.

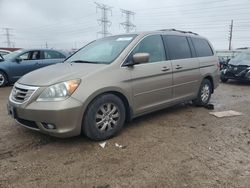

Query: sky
<box><xmin>0</xmin><ymin>0</ymin><xmax>249</xmax><ymax>50</ymax></box>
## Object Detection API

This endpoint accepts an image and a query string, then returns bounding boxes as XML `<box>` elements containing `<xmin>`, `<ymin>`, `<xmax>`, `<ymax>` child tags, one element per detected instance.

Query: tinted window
<box><xmin>43</xmin><ymin>51</ymin><xmax>65</xmax><ymax>59</ymax></box>
<box><xmin>192</xmin><ymin>38</ymin><xmax>214</xmax><ymax>57</ymax></box>
<box><xmin>132</xmin><ymin>35</ymin><xmax>166</xmax><ymax>63</ymax></box>
<box><xmin>164</xmin><ymin>35</ymin><xmax>191</xmax><ymax>60</ymax></box>
<box><xmin>30</xmin><ymin>51</ymin><xmax>40</xmax><ymax>60</ymax></box>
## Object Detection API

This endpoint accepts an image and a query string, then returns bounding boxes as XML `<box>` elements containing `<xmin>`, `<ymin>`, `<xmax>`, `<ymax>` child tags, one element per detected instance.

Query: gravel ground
<box><xmin>0</xmin><ymin>81</ymin><xmax>250</xmax><ymax>188</ymax></box>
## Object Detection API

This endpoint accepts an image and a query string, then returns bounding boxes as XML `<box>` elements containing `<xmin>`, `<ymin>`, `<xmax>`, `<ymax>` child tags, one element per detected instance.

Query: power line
<box><xmin>120</xmin><ymin>9</ymin><xmax>136</xmax><ymax>33</ymax></box>
<box><xmin>95</xmin><ymin>2</ymin><xmax>112</xmax><ymax>38</ymax></box>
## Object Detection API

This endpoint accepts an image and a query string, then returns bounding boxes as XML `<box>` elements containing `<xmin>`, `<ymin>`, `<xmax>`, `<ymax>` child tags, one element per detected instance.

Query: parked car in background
<box><xmin>0</xmin><ymin>49</ymin><xmax>66</xmax><ymax>87</ymax></box>
<box><xmin>216</xmin><ymin>50</ymin><xmax>242</xmax><ymax>70</ymax></box>
<box><xmin>220</xmin><ymin>51</ymin><xmax>250</xmax><ymax>82</ymax></box>
<box><xmin>0</xmin><ymin>49</ymin><xmax>11</xmax><ymax>56</ymax></box>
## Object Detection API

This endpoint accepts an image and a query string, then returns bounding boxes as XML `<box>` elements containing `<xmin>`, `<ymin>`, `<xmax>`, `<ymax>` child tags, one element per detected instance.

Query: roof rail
<box><xmin>159</xmin><ymin>28</ymin><xmax>198</xmax><ymax>35</ymax></box>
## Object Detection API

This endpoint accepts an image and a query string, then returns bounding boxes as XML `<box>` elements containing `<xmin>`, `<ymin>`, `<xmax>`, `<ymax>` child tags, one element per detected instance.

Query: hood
<box><xmin>229</xmin><ymin>59</ymin><xmax>250</xmax><ymax>66</ymax></box>
<box><xmin>18</xmin><ymin>63</ymin><xmax>106</xmax><ymax>86</ymax></box>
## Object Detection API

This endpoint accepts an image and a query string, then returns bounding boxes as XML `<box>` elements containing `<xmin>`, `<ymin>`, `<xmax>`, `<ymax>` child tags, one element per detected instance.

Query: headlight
<box><xmin>37</xmin><ymin>79</ymin><xmax>81</xmax><ymax>101</ymax></box>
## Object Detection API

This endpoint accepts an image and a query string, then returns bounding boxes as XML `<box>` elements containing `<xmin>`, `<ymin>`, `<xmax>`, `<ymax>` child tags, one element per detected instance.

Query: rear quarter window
<box><xmin>192</xmin><ymin>38</ymin><xmax>214</xmax><ymax>57</ymax></box>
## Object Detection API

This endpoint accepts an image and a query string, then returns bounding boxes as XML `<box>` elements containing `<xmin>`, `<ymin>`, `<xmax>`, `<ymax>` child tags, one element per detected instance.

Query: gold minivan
<box><xmin>7</xmin><ymin>29</ymin><xmax>220</xmax><ymax>140</ymax></box>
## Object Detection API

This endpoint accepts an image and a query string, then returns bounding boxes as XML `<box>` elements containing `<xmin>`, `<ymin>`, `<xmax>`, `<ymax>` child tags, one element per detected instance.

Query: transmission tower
<box><xmin>120</xmin><ymin>9</ymin><xmax>136</xmax><ymax>33</ymax></box>
<box><xmin>3</xmin><ymin>28</ymin><xmax>14</xmax><ymax>48</ymax></box>
<box><xmin>228</xmin><ymin>19</ymin><xmax>233</xmax><ymax>50</ymax></box>
<box><xmin>95</xmin><ymin>2</ymin><xmax>112</xmax><ymax>38</ymax></box>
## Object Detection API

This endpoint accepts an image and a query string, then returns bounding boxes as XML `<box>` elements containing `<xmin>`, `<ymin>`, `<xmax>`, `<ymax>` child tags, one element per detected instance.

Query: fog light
<box><xmin>42</xmin><ymin>123</ymin><xmax>56</xmax><ymax>129</ymax></box>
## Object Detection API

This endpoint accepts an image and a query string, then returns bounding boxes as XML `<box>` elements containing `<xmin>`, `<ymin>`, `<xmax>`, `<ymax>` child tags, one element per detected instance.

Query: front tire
<box><xmin>0</xmin><ymin>71</ymin><xmax>7</xmax><ymax>87</ymax></box>
<box><xmin>193</xmin><ymin>79</ymin><xmax>212</xmax><ymax>106</ymax></box>
<box><xmin>83</xmin><ymin>94</ymin><xmax>126</xmax><ymax>141</ymax></box>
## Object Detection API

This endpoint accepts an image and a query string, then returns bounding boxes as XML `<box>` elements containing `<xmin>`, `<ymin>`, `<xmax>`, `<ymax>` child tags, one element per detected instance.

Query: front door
<box><xmin>128</xmin><ymin>35</ymin><xmax>173</xmax><ymax>115</ymax></box>
<box><xmin>10</xmin><ymin>51</ymin><xmax>41</xmax><ymax>81</ymax></box>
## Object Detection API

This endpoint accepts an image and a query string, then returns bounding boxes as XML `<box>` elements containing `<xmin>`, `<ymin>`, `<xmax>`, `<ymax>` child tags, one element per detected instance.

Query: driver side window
<box><xmin>131</xmin><ymin>35</ymin><xmax>166</xmax><ymax>63</ymax></box>
<box><xmin>19</xmin><ymin>52</ymin><xmax>29</xmax><ymax>60</ymax></box>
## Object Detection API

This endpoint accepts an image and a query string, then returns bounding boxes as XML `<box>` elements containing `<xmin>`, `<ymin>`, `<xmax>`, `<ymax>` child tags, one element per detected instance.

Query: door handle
<box><xmin>175</xmin><ymin>65</ymin><xmax>183</xmax><ymax>70</ymax></box>
<box><xmin>161</xmin><ymin>67</ymin><xmax>170</xmax><ymax>72</ymax></box>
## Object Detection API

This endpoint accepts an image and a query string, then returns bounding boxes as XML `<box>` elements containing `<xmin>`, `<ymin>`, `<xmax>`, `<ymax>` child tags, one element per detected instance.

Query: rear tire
<box><xmin>193</xmin><ymin>79</ymin><xmax>212</xmax><ymax>106</ymax></box>
<box><xmin>0</xmin><ymin>71</ymin><xmax>7</xmax><ymax>87</ymax></box>
<box><xmin>83</xmin><ymin>94</ymin><xmax>126</xmax><ymax>141</ymax></box>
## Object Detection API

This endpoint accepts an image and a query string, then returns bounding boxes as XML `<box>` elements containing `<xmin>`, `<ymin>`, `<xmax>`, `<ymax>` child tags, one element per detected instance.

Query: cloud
<box><xmin>0</xmin><ymin>0</ymin><xmax>249</xmax><ymax>49</ymax></box>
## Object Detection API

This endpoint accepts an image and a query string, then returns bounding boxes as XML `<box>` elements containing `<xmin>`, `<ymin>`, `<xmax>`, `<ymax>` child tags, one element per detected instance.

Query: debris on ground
<box><xmin>115</xmin><ymin>143</ymin><xmax>127</xmax><ymax>149</ymax></box>
<box><xmin>209</xmin><ymin>110</ymin><xmax>243</xmax><ymax>118</ymax></box>
<box><xmin>204</xmin><ymin>103</ymin><xmax>214</xmax><ymax>110</ymax></box>
<box><xmin>96</xmin><ymin>184</ymin><xmax>110</xmax><ymax>188</ymax></box>
<box><xmin>99</xmin><ymin>142</ymin><xmax>106</xmax><ymax>148</ymax></box>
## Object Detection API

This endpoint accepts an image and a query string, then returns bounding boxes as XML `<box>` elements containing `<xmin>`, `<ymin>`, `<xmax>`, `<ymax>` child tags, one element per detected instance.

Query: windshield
<box><xmin>3</xmin><ymin>49</ymin><xmax>24</xmax><ymax>60</ymax></box>
<box><xmin>66</xmin><ymin>35</ymin><xmax>137</xmax><ymax>64</ymax></box>
<box><xmin>230</xmin><ymin>52</ymin><xmax>250</xmax><ymax>65</ymax></box>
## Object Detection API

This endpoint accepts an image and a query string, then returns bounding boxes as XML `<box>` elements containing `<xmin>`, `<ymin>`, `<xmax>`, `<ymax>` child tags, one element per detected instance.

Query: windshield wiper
<box><xmin>70</xmin><ymin>60</ymin><xmax>100</xmax><ymax>64</ymax></box>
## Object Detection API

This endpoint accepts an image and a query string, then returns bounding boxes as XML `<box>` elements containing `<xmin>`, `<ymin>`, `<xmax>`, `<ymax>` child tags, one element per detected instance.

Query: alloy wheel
<box><xmin>95</xmin><ymin>103</ymin><xmax>120</xmax><ymax>132</ymax></box>
<box><xmin>201</xmin><ymin>84</ymin><xmax>210</xmax><ymax>103</ymax></box>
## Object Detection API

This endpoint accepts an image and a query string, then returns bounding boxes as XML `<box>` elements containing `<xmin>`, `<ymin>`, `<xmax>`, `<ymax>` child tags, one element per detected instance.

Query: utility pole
<box><xmin>120</xmin><ymin>9</ymin><xmax>136</xmax><ymax>33</ymax></box>
<box><xmin>3</xmin><ymin>28</ymin><xmax>14</xmax><ymax>48</ymax></box>
<box><xmin>95</xmin><ymin>2</ymin><xmax>112</xmax><ymax>38</ymax></box>
<box><xmin>45</xmin><ymin>42</ymin><xmax>48</xmax><ymax>49</ymax></box>
<box><xmin>228</xmin><ymin>19</ymin><xmax>233</xmax><ymax>50</ymax></box>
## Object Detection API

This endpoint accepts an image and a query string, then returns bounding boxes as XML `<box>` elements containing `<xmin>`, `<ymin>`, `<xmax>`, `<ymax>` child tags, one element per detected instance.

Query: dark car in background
<box><xmin>0</xmin><ymin>49</ymin><xmax>66</xmax><ymax>87</ymax></box>
<box><xmin>220</xmin><ymin>51</ymin><xmax>250</xmax><ymax>82</ymax></box>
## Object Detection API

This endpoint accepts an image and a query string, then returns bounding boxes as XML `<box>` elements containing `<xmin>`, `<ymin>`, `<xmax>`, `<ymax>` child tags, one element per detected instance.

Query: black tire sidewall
<box><xmin>0</xmin><ymin>71</ymin><xmax>7</xmax><ymax>87</ymax></box>
<box><xmin>83</xmin><ymin>94</ymin><xmax>126</xmax><ymax>141</ymax></box>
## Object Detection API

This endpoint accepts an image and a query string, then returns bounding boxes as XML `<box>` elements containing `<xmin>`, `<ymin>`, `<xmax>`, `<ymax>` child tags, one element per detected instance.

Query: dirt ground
<box><xmin>0</xmin><ymin>81</ymin><xmax>250</xmax><ymax>188</ymax></box>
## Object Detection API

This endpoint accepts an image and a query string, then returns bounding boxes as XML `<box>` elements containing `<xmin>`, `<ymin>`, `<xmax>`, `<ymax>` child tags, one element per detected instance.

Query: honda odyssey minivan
<box><xmin>7</xmin><ymin>29</ymin><xmax>220</xmax><ymax>140</ymax></box>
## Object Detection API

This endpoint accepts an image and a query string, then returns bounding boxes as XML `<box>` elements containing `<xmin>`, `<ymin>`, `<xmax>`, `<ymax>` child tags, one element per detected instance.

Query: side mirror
<box><xmin>132</xmin><ymin>53</ymin><xmax>150</xmax><ymax>64</ymax></box>
<box><xmin>123</xmin><ymin>53</ymin><xmax>150</xmax><ymax>67</ymax></box>
<box><xmin>15</xmin><ymin>57</ymin><xmax>22</xmax><ymax>63</ymax></box>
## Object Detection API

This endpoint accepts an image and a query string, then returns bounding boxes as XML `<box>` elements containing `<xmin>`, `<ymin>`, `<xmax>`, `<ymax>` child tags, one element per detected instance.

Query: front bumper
<box><xmin>7</xmin><ymin>97</ymin><xmax>84</xmax><ymax>138</ymax></box>
<box><xmin>221</xmin><ymin>67</ymin><xmax>250</xmax><ymax>81</ymax></box>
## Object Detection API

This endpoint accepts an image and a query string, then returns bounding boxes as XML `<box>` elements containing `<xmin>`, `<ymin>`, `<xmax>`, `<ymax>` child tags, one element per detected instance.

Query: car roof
<box><xmin>20</xmin><ymin>48</ymin><xmax>61</xmax><ymax>52</ymax></box>
<box><xmin>106</xmin><ymin>29</ymin><xmax>206</xmax><ymax>40</ymax></box>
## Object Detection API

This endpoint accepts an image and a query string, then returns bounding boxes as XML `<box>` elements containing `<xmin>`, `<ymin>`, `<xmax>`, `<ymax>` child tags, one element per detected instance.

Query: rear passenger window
<box><xmin>164</xmin><ymin>35</ymin><xmax>191</xmax><ymax>60</ymax></box>
<box><xmin>43</xmin><ymin>51</ymin><xmax>65</xmax><ymax>59</ymax></box>
<box><xmin>131</xmin><ymin>35</ymin><xmax>166</xmax><ymax>63</ymax></box>
<box><xmin>192</xmin><ymin>38</ymin><xmax>214</xmax><ymax>57</ymax></box>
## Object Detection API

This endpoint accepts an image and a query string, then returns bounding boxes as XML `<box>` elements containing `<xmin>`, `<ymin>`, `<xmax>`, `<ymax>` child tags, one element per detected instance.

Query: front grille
<box><xmin>10</xmin><ymin>83</ymin><xmax>39</xmax><ymax>104</ymax></box>
<box><xmin>228</xmin><ymin>65</ymin><xmax>249</xmax><ymax>75</ymax></box>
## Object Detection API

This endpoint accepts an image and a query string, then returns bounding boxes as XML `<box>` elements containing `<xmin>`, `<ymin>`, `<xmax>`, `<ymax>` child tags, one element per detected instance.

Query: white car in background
<box><xmin>0</xmin><ymin>50</ymin><xmax>11</xmax><ymax>56</ymax></box>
